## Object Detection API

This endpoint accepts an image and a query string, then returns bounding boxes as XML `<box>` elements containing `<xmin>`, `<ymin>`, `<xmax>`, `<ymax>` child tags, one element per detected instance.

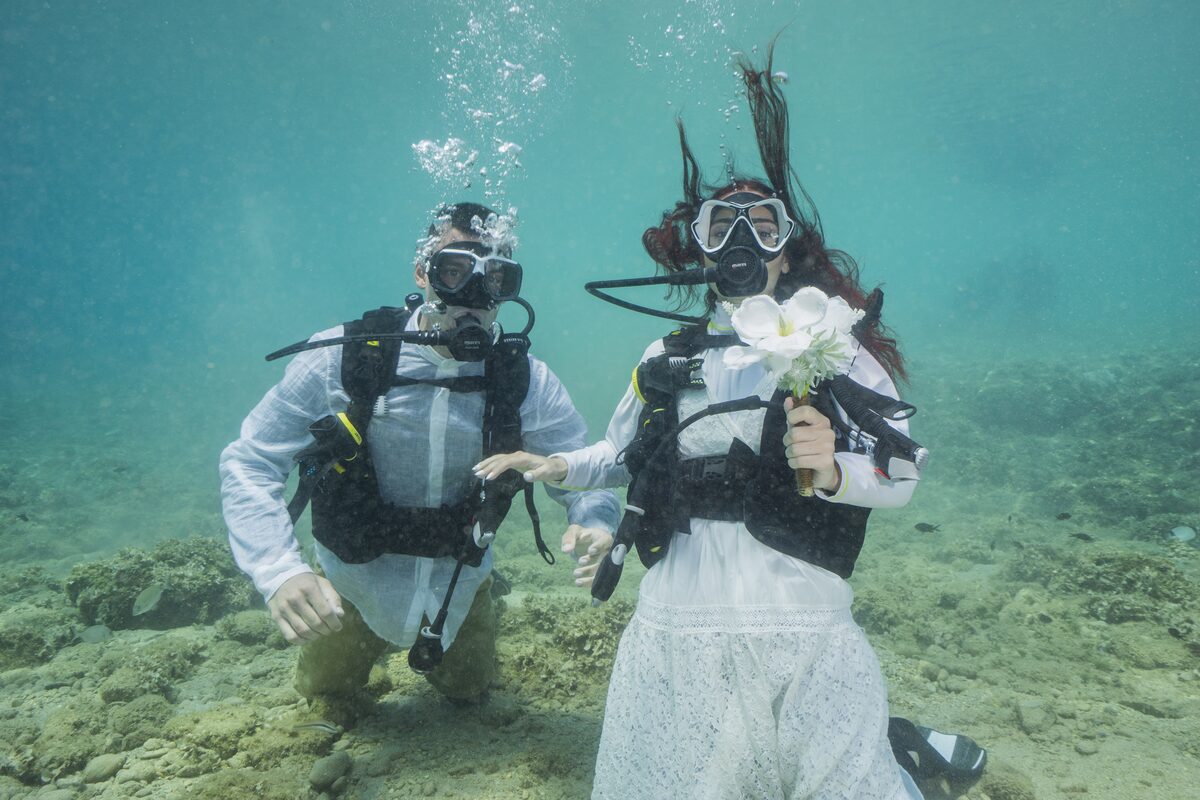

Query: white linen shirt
<box><xmin>220</xmin><ymin>310</ymin><xmax>620</xmax><ymax>647</ymax></box>
<box><xmin>552</xmin><ymin>306</ymin><xmax>918</xmax><ymax>612</ymax></box>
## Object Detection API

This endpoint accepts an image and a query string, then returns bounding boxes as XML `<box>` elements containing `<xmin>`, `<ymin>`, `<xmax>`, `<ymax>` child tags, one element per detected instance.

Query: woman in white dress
<box><xmin>477</xmin><ymin>47</ymin><xmax>926</xmax><ymax>800</ymax></box>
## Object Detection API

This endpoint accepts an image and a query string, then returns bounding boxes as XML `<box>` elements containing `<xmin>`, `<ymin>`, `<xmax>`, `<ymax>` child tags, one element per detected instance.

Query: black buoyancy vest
<box><xmin>306</xmin><ymin>306</ymin><xmax>532</xmax><ymax>565</ymax></box>
<box><xmin>624</xmin><ymin>325</ymin><xmax>871</xmax><ymax>578</ymax></box>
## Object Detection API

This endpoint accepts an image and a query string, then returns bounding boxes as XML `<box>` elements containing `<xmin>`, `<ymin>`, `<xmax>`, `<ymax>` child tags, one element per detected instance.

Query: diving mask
<box><xmin>690</xmin><ymin>195</ymin><xmax>795</xmax><ymax>256</ymax></box>
<box><xmin>689</xmin><ymin>193</ymin><xmax>795</xmax><ymax>297</ymax></box>
<box><xmin>427</xmin><ymin>241</ymin><xmax>523</xmax><ymax>310</ymax></box>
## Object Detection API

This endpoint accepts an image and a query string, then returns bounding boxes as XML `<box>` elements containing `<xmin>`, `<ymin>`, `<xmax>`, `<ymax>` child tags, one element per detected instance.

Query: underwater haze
<box><xmin>1</xmin><ymin>2</ymin><xmax>1198</xmax><ymax>799</ymax></box>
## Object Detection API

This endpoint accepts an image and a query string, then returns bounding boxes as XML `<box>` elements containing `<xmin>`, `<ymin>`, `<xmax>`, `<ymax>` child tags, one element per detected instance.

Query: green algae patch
<box><xmin>180</xmin><ymin>762</ymin><xmax>313</xmax><ymax>800</ymax></box>
<box><xmin>100</xmin><ymin>664</ymin><xmax>173</xmax><ymax>703</ymax></box>
<box><xmin>1003</xmin><ymin>543</ymin><xmax>1197</xmax><ymax>624</ymax></box>
<box><xmin>214</xmin><ymin>609</ymin><xmax>286</xmax><ymax>648</ymax></box>
<box><xmin>236</xmin><ymin>723</ymin><xmax>335</xmax><ymax>767</ymax></box>
<box><xmin>0</xmin><ymin>604</ymin><xmax>79</xmax><ymax>671</ymax></box>
<box><xmin>65</xmin><ymin>536</ymin><xmax>254</xmax><ymax>630</ymax></box>
<box><xmin>108</xmin><ymin>693</ymin><xmax>175</xmax><ymax>749</ymax></box>
<box><xmin>0</xmin><ymin>566</ymin><xmax>80</xmax><ymax>670</ymax></box>
<box><xmin>165</xmin><ymin>704</ymin><xmax>263</xmax><ymax>759</ymax></box>
<box><xmin>498</xmin><ymin>594</ymin><xmax>634</xmax><ymax>710</ymax></box>
<box><xmin>0</xmin><ymin>566</ymin><xmax>63</xmax><ymax>611</ymax></box>
<box><xmin>95</xmin><ymin>634</ymin><xmax>205</xmax><ymax>703</ymax></box>
<box><xmin>32</xmin><ymin>694</ymin><xmax>110</xmax><ymax>780</ymax></box>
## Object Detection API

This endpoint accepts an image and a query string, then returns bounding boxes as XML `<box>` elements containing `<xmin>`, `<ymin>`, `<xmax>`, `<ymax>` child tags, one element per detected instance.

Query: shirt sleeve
<box><xmin>519</xmin><ymin>357</ymin><xmax>622</xmax><ymax>533</ymax></box>
<box><xmin>219</xmin><ymin>327</ymin><xmax>346</xmax><ymax>601</ymax></box>
<box><xmin>551</xmin><ymin>340</ymin><xmax>664</xmax><ymax>492</ymax></box>
<box><xmin>816</xmin><ymin>345</ymin><xmax>919</xmax><ymax>510</ymax></box>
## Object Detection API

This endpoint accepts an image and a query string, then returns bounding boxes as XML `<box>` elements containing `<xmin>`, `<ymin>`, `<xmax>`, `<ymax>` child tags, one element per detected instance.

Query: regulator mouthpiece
<box><xmin>442</xmin><ymin>317</ymin><xmax>493</xmax><ymax>362</ymax></box>
<box><xmin>713</xmin><ymin>244</ymin><xmax>768</xmax><ymax>298</ymax></box>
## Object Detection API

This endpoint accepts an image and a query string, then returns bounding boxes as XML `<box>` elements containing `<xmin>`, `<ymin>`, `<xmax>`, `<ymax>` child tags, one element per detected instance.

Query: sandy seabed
<box><xmin>1</xmin><ymin>345</ymin><xmax>1197</xmax><ymax>800</ymax></box>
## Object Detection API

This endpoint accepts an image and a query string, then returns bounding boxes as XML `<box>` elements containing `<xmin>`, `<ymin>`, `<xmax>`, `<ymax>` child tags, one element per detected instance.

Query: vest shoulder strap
<box><xmin>341</xmin><ymin>306</ymin><xmax>411</xmax><ymax>428</ymax></box>
<box><xmin>662</xmin><ymin>324</ymin><xmax>709</xmax><ymax>357</ymax></box>
<box><xmin>661</xmin><ymin>324</ymin><xmax>740</xmax><ymax>358</ymax></box>
<box><xmin>482</xmin><ymin>332</ymin><xmax>532</xmax><ymax>457</ymax></box>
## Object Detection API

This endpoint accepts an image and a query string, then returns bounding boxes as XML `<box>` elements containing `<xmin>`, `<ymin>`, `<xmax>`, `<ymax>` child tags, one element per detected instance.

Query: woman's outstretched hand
<box><xmin>473</xmin><ymin>451</ymin><xmax>568</xmax><ymax>484</ymax></box>
<box><xmin>782</xmin><ymin>396</ymin><xmax>841</xmax><ymax>493</ymax></box>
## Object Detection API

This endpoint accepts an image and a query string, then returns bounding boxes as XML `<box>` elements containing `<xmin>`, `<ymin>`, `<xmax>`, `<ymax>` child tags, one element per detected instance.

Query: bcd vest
<box><xmin>293</xmin><ymin>302</ymin><xmax>535</xmax><ymax>565</ymax></box>
<box><xmin>621</xmin><ymin>325</ymin><xmax>872</xmax><ymax>578</ymax></box>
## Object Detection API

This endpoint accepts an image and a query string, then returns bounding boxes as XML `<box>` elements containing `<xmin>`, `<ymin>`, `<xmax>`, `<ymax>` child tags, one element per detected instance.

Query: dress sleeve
<box><xmin>519</xmin><ymin>358</ymin><xmax>622</xmax><ymax>533</ymax></box>
<box><xmin>219</xmin><ymin>328</ymin><xmax>346</xmax><ymax>600</ymax></box>
<box><xmin>550</xmin><ymin>340</ymin><xmax>665</xmax><ymax>491</ymax></box>
<box><xmin>816</xmin><ymin>345</ymin><xmax>920</xmax><ymax>510</ymax></box>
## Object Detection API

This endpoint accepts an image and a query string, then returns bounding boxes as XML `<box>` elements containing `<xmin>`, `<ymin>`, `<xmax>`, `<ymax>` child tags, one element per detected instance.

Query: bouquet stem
<box><xmin>792</xmin><ymin>389</ymin><xmax>814</xmax><ymax>497</ymax></box>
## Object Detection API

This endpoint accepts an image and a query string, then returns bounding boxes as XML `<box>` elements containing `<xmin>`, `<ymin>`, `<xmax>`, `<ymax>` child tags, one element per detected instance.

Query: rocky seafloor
<box><xmin>0</xmin><ymin>344</ymin><xmax>1197</xmax><ymax>800</ymax></box>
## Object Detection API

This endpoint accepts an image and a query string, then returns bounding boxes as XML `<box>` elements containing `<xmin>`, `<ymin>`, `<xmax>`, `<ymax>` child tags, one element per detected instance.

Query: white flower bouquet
<box><xmin>723</xmin><ymin>287</ymin><xmax>864</xmax><ymax>495</ymax></box>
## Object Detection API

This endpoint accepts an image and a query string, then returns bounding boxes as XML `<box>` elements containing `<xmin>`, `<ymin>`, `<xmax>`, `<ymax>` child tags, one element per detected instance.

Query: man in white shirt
<box><xmin>220</xmin><ymin>202</ymin><xmax>618</xmax><ymax>716</ymax></box>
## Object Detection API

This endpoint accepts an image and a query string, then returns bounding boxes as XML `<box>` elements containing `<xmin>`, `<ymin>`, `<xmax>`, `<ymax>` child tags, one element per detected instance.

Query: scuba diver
<box><xmin>220</xmin><ymin>201</ymin><xmax>620</xmax><ymax>721</ymax></box>
<box><xmin>475</xmin><ymin>46</ymin><xmax>984</xmax><ymax>800</ymax></box>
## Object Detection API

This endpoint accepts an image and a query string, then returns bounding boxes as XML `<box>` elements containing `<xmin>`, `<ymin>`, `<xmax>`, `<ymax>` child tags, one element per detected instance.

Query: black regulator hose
<box><xmin>584</xmin><ymin>268</ymin><xmax>716</xmax><ymax>325</ymax></box>
<box><xmin>264</xmin><ymin>328</ymin><xmax>486</xmax><ymax>361</ymax></box>
<box><xmin>508</xmin><ymin>296</ymin><xmax>535</xmax><ymax>336</ymax></box>
<box><xmin>265</xmin><ymin>296</ymin><xmax>536</xmax><ymax>362</ymax></box>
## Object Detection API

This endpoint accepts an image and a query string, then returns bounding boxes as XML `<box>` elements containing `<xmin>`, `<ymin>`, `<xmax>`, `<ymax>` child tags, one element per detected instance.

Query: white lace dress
<box><xmin>555</xmin><ymin>310</ymin><xmax>923</xmax><ymax>800</ymax></box>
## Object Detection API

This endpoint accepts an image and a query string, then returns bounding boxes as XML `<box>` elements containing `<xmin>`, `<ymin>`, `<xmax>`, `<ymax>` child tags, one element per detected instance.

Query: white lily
<box><xmin>723</xmin><ymin>287</ymin><xmax>863</xmax><ymax>395</ymax></box>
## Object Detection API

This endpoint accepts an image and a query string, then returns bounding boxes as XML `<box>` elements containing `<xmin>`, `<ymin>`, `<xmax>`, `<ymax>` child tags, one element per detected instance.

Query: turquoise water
<box><xmin>1</xmin><ymin>3</ymin><xmax>1199</xmax><ymax>798</ymax></box>
<box><xmin>3</xmin><ymin>1</ymin><xmax>1197</xmax><ymax>442</ymax></box>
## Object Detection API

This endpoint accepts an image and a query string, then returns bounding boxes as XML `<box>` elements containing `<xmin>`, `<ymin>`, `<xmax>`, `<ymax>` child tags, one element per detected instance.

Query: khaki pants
<box><xmin>294</xmin><ymin>576</ymin><xmax>497</xmax><ymax>702</ymax></box>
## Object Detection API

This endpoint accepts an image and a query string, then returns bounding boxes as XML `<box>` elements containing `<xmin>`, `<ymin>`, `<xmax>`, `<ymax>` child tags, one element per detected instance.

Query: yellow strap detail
<box><xmin>333</xmin><ymin>463</ymin><xmax>346</xmax><ymax>474</ymax></box>
<box><xmin>642</xmin><ymin>407</ymin><xmax>665</xmax><ymax>428</ymax></box>
<box><xmin>631</xmin><ymin>365</ymin><xmax>645</xmax><ymax>404</ymax></box>
<box><xmin>366</xmin><ymin>340</ymin><xmax>380</xmax><ymax>347</ymax></box>
<box><xmin>336</xmin><ymin>412</ymin><xmax>363</xmax><ymax>445</ymax></box>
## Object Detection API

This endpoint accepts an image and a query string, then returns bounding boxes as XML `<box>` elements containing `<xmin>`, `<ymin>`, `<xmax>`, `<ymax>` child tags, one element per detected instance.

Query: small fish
<box><xmin>78</xmin><ymin>624</ymin><xmax>112</xmax><ymax>644</ymax></box>
<box><xmin>291</xmin><ymin>720</ymin><xmax>339</xmax><ymax>735</ymax></box>
<box><xmin>1168</xmin><ymin>525</ymin><xmax>1196</xmax><ymax>543</ymax></box>
<box><xmin>913</xmin><ymin>523</ymin><xmax>941</xmax><ymax>533</ymax></box>
<box><xmin>1070</xmin><ymin>532</ymin><xmax>1095</xmax><ymax>542</ymax></box>
<box><xmin>1056</xmin><ymin>512</ymin><xmax>1072</xmax><ymax>521</ymax></box>
<box><xmin>16</xmin><ymin>512</ymin><xmax>29</xmax><ymax>522</ymax></box>
<box><xmin>132</xmin><ymin>583</ymin><xmax>165</xmax><ymax>616</ymax></box>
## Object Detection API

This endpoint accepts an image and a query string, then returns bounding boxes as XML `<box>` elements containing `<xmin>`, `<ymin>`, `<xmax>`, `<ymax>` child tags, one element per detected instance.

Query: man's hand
<box><xmin>474</xmin><ymin>451</ymin><xmax>568</xmax><ymax>484</ymax></box>
<box><xmin>783</xmin><ymin>397</ymin><xmax>841</xmax><ymax>493</ymax></box>
<box><xmin>267</xmin><ymin>573</ymin><xmax>345</xmax><ymax>645</ymax></box>
<box><xmin>561</xmin><ymin>525</ymin><xmax>614</xmax><ymax>588</ymax></box>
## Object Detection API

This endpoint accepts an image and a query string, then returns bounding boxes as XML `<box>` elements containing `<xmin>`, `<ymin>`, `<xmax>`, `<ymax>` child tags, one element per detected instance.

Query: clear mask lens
<box><xmin>691</xmin><ymin>198</ymin><xmax>795</xmax><ymax>255</ymax></box>
<box><xmin>428</xmin><ymin>245</ymin><xmax>523</xmax><ymax>302</ymax></box>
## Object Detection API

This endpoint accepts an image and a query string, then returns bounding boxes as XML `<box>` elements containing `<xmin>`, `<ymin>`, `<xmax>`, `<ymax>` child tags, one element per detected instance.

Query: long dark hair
<box><xmin>641</xmin><ymin>42</ymin><xmax>906</xmax><ymax>381</ymax></box>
